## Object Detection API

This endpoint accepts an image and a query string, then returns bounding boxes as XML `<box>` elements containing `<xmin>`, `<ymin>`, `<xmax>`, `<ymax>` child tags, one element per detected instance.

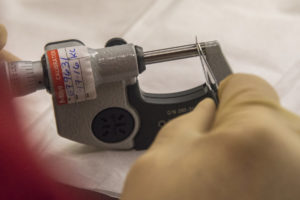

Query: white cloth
<box><xmin>1</xmin><ymin>0</ymin><xmax>300</xmax><ymax>197</ymax></box>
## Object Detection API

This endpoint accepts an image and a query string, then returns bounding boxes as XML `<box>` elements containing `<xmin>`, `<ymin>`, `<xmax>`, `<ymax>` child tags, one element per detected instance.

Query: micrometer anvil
<box><xmin>1</xmin><ymin>38</ymin><xmax>232</xmax><ymax>150</ymax></box>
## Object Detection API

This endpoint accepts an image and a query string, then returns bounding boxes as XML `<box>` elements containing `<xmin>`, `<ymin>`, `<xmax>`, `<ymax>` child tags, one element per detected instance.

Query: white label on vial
<box><xmin>47</xmin><ymin>46</ymin><xmax>97</xmax><ymax>105</ymax></box>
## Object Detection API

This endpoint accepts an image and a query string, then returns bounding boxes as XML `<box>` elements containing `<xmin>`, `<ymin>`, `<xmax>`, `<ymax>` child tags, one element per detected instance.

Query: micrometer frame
<box><xmin>42</xmin><ymin>39</ymin><xmax>232</xmax><ymax>150</ymax></box>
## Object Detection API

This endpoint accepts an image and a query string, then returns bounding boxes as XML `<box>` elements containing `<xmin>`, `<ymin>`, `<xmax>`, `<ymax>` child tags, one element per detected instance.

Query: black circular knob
<box><xmin>105</xmin><ymin>38</ymin><xmax>127</xmax><ymax>47</ymax></box>
<box><xmin>91</xmin><ymin>107</ymin><xmax>135</xmax><ymax>143</ymax></box>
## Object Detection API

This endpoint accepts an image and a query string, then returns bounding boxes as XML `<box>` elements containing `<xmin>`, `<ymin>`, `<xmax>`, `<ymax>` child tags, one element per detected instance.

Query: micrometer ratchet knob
<box><xmin>0</xmin><ymin>61</ymin><xmax>45</xmax><ymax>96</ymax></box>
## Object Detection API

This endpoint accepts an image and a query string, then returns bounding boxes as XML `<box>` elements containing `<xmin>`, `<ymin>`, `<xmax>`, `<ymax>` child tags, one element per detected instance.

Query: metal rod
<box><xmin>144</xmin><ymin>43</ymin><xmax>203</xmax><ymax>65</ymax></box>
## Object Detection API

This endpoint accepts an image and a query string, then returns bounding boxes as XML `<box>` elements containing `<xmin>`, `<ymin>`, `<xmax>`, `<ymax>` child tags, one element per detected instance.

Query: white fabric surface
<box><xmin>1</xmin><ymin>0</ymin><xmax>300</xmax><ymax>197</ymax></box>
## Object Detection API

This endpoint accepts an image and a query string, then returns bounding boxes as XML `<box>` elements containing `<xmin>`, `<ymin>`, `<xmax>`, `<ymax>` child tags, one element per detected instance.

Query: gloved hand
<box><xmin>0</xmin><ymin>24</ymin><xmax>19</xmax><ymax>61</ymax></box>
<box><xmin>121</xmin><ymin>74</ymin><xmax>300</xmax><ymax>200</ymax></box>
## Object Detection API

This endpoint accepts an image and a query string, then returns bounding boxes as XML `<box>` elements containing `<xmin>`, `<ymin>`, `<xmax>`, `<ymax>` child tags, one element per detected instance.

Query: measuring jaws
<box><xmin>1</xmin><ymin>38</ymin><xmax>232</xmax><ymax>150</ymax></box>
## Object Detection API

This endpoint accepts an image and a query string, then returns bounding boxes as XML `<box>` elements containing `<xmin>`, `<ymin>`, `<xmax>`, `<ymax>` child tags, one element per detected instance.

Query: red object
<box><xmin>0</xmin><ymin>76</ymin><xmax>117</xmax><ymax>199</ymax></box>
<box><xmin>47</xmin><ymin>49</ymin><xmax>68</xmax><ymax>105</ymax></box>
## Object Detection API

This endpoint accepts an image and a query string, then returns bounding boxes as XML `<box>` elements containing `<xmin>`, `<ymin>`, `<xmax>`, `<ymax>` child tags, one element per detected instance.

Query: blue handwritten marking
<box><xmin>63</xmin><ymin>76</ymin><xmax>72</xmax><ymax>82</ymax></box>
<box><xmin>61</xmin><ymin>61</ymin><xmax>70</xmax><ymax>68</ymax></box>
<box><xmin>75</xmin><ymin>80</ymin><xmax>84</xmax><ymax>89</ymax></box>
<box><xmin>60</xmin><ymin>57</ymin><xmax>69</xmax><ymax>61</ymax></box>
<box><xmin>75</xmin><ymin>79</ymin><xmax>82</xmax><ymax>84</ymax></box>
<box><xmin>63</xmin><ymin>68</ymin><xmax>71</xmax><ymax>77</ymax></box>
<box><xmin>73</xmin><ymin>62</ymin><xmax>80</xmax><ymax>69</ymax></box>
<box><xmin>65</xmin><ymin>84</ymin><xmax>75</xmax><ymax>96</ymax></box>
<box><xmin>60</xmin><ymin>59</ymin><xmax>74</xmax><ymax>97</ymax></box>
<box><xmin>68</xmin><ymin>48</ymin><xmax>77</xmax><ymax>59</ymax></box>
<box><xmin>59</xmin><ymin>47</ymin><xmax>88</xmax><ymax>100</ymax></box>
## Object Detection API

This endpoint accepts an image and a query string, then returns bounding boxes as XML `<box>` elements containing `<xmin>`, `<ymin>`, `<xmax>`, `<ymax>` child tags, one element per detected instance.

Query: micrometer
<box><xmin>0</xmin><ymin>38</ymin><xmax>232</xmax><ymax>150</ymax></box>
